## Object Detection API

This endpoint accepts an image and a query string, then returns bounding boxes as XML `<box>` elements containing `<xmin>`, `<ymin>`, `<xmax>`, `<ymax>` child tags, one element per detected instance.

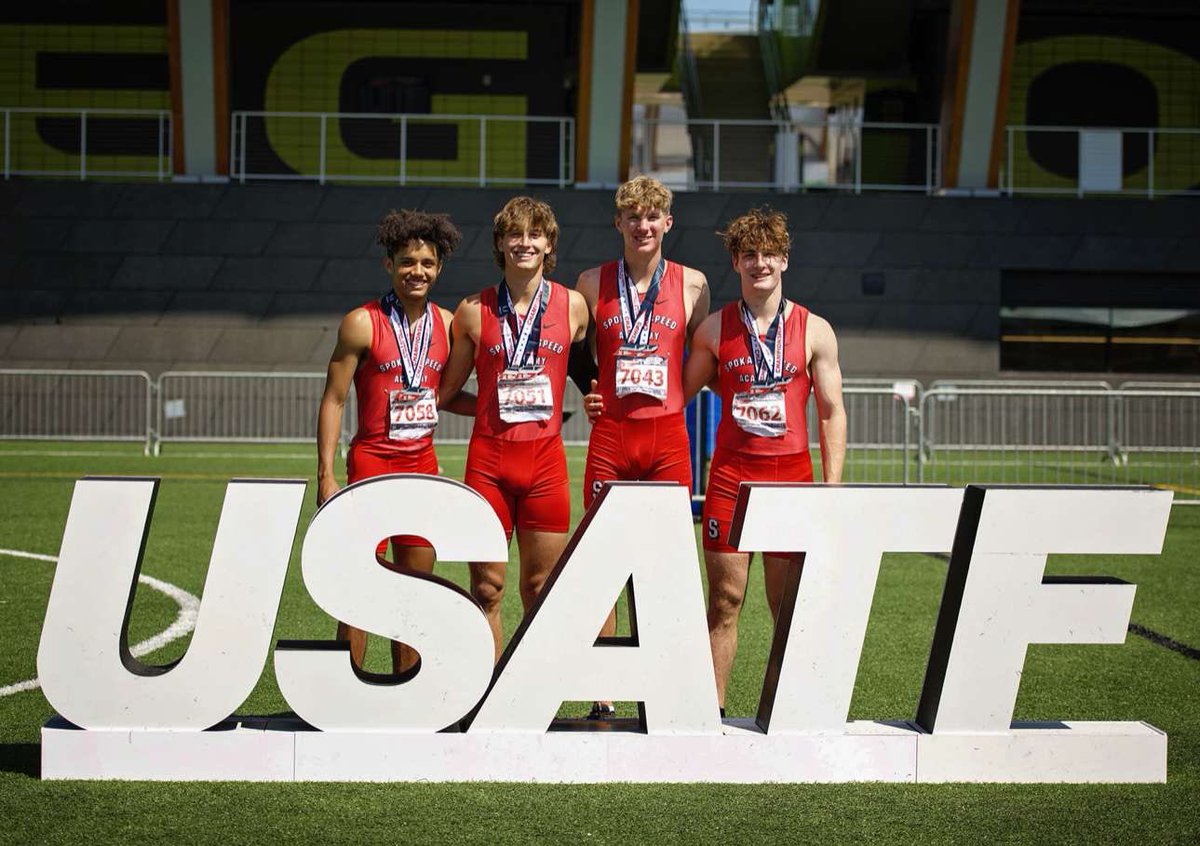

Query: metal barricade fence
<box><xmin>918</xmin><ymin>387</ymin><xmax>1200</xmax><ymax>497</ymax></box>
<box><xmin>156</xmin><ymin>371</ymin><xmax>334</xmax><ymax>450</ymax></box>
<box><xmin>3</xmin><ymin>371</ymin><xmax>1196</xmax><ymax>497</ymax></box>
<box><xmin>0</xmin><ymin>369</ymin><xmax>153</xmax><ymax>452</ymax></box>
<box><xmin>153</xmin><ymin>372</ymin><xmax>590</xmax><ymax>451</ymax></box>
<box><xmin>687</xmin><ymin>384</ymin><xmax>916</xmax><ymax>486</ymax></box>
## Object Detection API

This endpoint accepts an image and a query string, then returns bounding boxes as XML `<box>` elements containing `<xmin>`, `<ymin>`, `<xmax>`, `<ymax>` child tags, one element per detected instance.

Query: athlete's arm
<box><xmin>683</xmin><ymin>266</ymin><xmax>711</xmax><ymax>347</ymax></box>
<box><xmin>569</xmin><ymin>267</ymin><xmax>601</xmax><ymax>395</ymax></box>
<box><xmin>682</xmin><ymin>312</ymin><xmax>721</xmax><ymax>402</ymax></box>
<box><xmin>438</xmin><ymin>305</ymin><xmax>477</xmax><ymax>415</ymax></box>
<box><xmin>439</xmin><ymin>297</ymin><xmax>480</xmax><ymax>410</ymax></box>
<box><xmin>809</xmin><ymin>313</ymin><xmax>847</xmax><ymax>484</ymax></box>
<box><xmin>567</xmin><ymin>288</ymin><xmax>591</xmax><ymax>344</ymax></box>
<box><xmin>317</xmin><ymin>309</ymin><xmax>370</xmax><ymax>506</ymax></box>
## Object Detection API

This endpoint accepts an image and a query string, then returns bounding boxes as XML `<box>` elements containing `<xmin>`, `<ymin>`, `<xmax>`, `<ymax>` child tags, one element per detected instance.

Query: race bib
<box><xmin>388</xmin><ymin>388</ymin><xmax>438</xmax><ymax>440</ymax></box>
<box><xmin>498</xmin><ymin>369</ymin><xmax>553</xmax><ymax>423</ymax></box>
<box><xmin>731</xmin><ymin>389</ymin><xmax>787</xmax><ymax>438</ymax></box>
<box><xmin>614</xmin><ymin>352</ymin><xmax>668</xmax><ymax>401</ymax></box>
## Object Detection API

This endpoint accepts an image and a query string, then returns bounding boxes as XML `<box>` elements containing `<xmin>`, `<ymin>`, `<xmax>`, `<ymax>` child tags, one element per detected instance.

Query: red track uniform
<box><xmin>465</xmin><ymin>281</ymin><xmax>573</xmax><ymax>539</ymax></box>
<box><xmin>347</xmin><ymin>296</ymin><xmax>448</xmax><ymax>549</ymax></box>
<box><xmin>703</xmin><ymin>301</ymin><xmax>813</xmax><ymax>553</ymax></box>
<box><xmin>584</xmin><ymin>260</ymin><xmax>693</xmax><ymax>507</ymax></box>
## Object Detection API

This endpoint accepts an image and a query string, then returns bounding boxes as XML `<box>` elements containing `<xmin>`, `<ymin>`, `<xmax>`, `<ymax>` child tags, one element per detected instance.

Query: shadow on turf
<box><xmin>0</xmin><ymin>743</ymin><xmax>39</xmax><ymax>778</ymax></box>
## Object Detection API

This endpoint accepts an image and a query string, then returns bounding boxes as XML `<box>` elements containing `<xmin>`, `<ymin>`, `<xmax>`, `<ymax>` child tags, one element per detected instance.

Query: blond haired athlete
<box><xmin>574</xmin><ymin>176</ymin><xmax>709</xmax><ymax>719</ymax></box>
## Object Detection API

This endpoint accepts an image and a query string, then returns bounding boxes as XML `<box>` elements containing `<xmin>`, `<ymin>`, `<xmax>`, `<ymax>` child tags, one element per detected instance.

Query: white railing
<box><xmin>1</xmin><ymin>107</ymin><xmax>172</xmax><ymax>181</ymax></box>
<box><xmin>3</xmin><ymin>369</ymin><xmax>1197</xmax><ymax>496</ymax></box>
<box><xmin>0</xmin><ymin>369</ymin><xmax>154</xmax><ymax>452</ymax></box>
<box><xmin>1005</xmin><ymin>125</ymin><xmax>1200</xmax><ymax>198</ymax></box>
<box><xmin>230</xmin><ymin>111</ymin><xmax>574</xmax><ymax>187</ymax></box>
<box><xmin>630</xmin><ymin>117</ymin><xmax>941</xmax><ymax>193</ymax></box>
<box><xmin>918</xmin><ymin>387</ymin><xmax>1200</xmax><ymax>495</ymax></box>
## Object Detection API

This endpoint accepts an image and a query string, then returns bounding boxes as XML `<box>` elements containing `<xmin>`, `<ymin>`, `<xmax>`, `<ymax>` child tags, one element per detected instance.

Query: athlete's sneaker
<box><xmin>586</xmin><ymin>703</ymin><xmax>616</xmax><ymax>721</ymax></box>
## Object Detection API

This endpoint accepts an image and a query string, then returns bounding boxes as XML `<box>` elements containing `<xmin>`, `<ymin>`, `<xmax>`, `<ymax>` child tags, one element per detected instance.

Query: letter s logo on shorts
<box><xmin>707</xmin><ymin>518</ymin><xmax>719</xmax><ymax>540</ymax></box>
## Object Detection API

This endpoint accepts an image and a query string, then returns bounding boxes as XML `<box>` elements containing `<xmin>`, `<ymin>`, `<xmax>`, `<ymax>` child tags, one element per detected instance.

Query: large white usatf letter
<box><xmin>731</xmin><ymin>485</ymin><xmax>965</xmax><ymax>733</ymax></box>
<box><xmin>471</xmin><ymin>483</ymin><xmax>720</xmax><ymax>734</ymax></box>
<box><xmin>274</xmin><ymin>475</ymin><xmax>507</xmax><ymax>732</ymax></box>
<box><xmin>38</xmin><ymin>477</ymin><xmax>306</xmax><ymax>730</ymax></box>
<box><xmin>917</xmin><ymin>486</ymin><xmax>1173</xmax><ymax>733</ymax></box>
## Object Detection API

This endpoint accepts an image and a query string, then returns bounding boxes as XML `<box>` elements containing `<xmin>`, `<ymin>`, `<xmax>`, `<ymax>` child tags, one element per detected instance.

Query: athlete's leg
<box><xmin>464</xmin><ymin>435</ymin><xmax>518</xmax><ymax>660</ymax></box>
<box><xmin>515</xmin><ymin>528</ymin><xmax>569</xmax><ymax>611</ymax></box>
<box><xmin>470</xmin><ymin>561</ymin><xmax>509</xmax><ymax>661</ymax></box>
<box><xmin>705</xmin><ymin>549</ymin><xmax>753</xmax><ymax>709</ymax></box>
<box><xmin>762</xmin><ymin>553</ymin><xmax>802</xmax><ymax>627</ymax></box>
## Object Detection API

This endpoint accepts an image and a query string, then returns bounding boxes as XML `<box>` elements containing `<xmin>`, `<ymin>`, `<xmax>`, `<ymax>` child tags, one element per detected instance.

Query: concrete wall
<box><xmin>1</xmin><ymin>181</ymin><xmax>1197</xmax><ymax>381</ymax></box>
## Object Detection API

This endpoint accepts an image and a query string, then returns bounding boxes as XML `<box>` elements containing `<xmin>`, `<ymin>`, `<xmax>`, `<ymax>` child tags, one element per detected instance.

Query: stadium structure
<box><xmin>0</xmin><ymin>0</ymin><xmax>1197</xmax><ymax>383</ymax></box>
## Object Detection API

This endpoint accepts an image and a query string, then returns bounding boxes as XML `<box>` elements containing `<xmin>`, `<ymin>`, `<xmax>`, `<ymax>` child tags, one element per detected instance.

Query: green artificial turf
<box><xmin>0</xmin><ymin>441</ymin><xmax>1198</xmax><ymax>844</ymax></box>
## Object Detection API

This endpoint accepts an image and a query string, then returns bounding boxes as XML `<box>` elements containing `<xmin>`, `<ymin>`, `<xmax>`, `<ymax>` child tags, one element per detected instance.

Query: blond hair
<box><xmin>614</xmin><ymin>176</ymin><xmax>673</xmax><ymax>216</ymax></box>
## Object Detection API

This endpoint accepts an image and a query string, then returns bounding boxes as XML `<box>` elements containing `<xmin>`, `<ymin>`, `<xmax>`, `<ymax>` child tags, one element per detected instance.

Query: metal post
<box><xmin>854</xmin><ymin>122</ymin><xmax>862</xmax><ymax>194</ymax></box>
<box><xmin>1076</xmin><ymin>129</ymin><xmax>1084</xmax><ymax>199</ymax></box>
<box><xmin>3</xmin><ymin>109</ymin><xmax>10</xmax><ymax>180</ymax></box>
<box><xmin>228</xmin><ymin>111</ymin><xmax>237</xmax><ymax>181</ymax></box>
<box><xmin>399</xmin><ymin>115</ymin><xmax>407</xmax><ymax>185</ymax></box>
<box><xmin>318</xmin><ymin>114</ymin><xmax>327</xmax><ymax>185</ymax></box>
<box><xmin>157</xmin><ymin>112</ymin><xmax>164</xmax><ymax>181</ymax></box>
<box><xmin>1147</xmin><ymin>129</ymin><xmax>1155</xmax><ymax>200</ymax></box>
<box><xmin>479</xmin><ymin>117</ymin><xmax>487</xmax><ymax>187</ymax></box>
<box><xmin>568</xmin><ymin>119</ymin><xmax>575</xmax><ymax>183</ymax></box>
<box><xmin>712</xmin><ymin>121</ymin><xmax>720</xmax><ymax>191</ymax></box>
<box><xmin>558</xmin><ymin>118</ymin><xmax>566</xmax><ymax>188</ymax></box>
<box><xmin>239</xmin><ymin>112</ymin><xmax>247</xmax><ymax>184</ymax></box>
<box><xmin>80</xmin><ymin>110</ymin><xmax>88</xmax><ymax>180</ymax></box>
<box><xmin>1006</xmin><ymin>126</ymin><xmax>1014</xmax><ymax>196</ymax></box>
<box><xmin>925</xmin><ymin>124</ymin><xmax>932</xmax><ymax>195</ymax></box>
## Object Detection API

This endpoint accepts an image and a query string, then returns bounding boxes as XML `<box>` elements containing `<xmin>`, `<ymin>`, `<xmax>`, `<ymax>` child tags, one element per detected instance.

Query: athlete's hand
<box><xmin>584</xmin><ymin>379</ymin><xmax>604</xmax><ymax>423</ymax></box>
<box><xmin>317</xmin><ymin>477</ymin><xmax>341</xmax><ymax>507</ymax></box>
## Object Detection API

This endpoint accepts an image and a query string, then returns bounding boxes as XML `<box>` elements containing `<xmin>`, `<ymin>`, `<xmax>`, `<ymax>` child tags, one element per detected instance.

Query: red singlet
<box><xmin>350</xmin><ymin>296</ymin><xmax>449</xmax><ymax>459</ymax></box>
<box><xmin>703</xmin><ymin>300</ymin><xmax>813</xmax><ymax>553</ymax></box>
<box><xmin>715</xmin><ymin>300</ymin><xmax>811</xmax><ymax>455</ymax></box>
<box><xmin>466</xmin><ymin>280</ymin><xmax>574</xmax><ymax>539</ymax></box>
<box><xmin>584</xmin><ymin>260</ymin><xmax>693</xmax><ymax>507</ymax></box>
<box><xmin>347</xmin><ymin>296</ymin><xmax>449</xmax><ymax>551</ymax></box>
<box><xmin>472</xmin><ymin>281</ymin><xmax>571</xmax><ymax>441</ymax></box>
<box><xmin>593</xmin><ymin>259</ymin><xmax>689</xmax><ymax>420</ymax></box>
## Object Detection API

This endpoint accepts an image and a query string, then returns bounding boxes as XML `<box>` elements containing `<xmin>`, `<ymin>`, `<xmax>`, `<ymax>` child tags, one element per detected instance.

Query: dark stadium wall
<box><xmin>2</xmin><ymin>182</ymin><xmax>1196</xmax><ymax>382</ymax></box>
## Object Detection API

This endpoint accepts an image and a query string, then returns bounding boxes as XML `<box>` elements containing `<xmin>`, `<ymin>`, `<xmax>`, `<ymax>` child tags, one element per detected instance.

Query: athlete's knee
<box><xmin>707</xmin><ymin>578</ymin><xmax>746</xmax><ymax>625</ymax></box>
<box><xmin>471</xmin><ymin>570</ymin><xmax>506</xmax><ymax>613</ymax></box>
<box><xmin>520</xmin><ymin>570</ymin><xmax>548</xmax><ymax>607</ymax></box>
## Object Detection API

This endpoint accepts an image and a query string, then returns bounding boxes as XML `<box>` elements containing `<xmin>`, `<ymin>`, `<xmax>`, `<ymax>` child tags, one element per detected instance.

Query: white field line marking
<box><xmin>0</xmin><ymin>548</ymin><xmax>200</xmax><ymax>698</ymax></box>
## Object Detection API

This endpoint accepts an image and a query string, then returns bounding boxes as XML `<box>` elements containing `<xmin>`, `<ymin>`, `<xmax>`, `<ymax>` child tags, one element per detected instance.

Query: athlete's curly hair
<box><xmin>492</xmin><ymin>196</ymin><xmax>559</xmax><ymax>273</ymax></box>
<box><xmin>614</xmin><ymin>176</ymin><xmax>673</xmax><ymax>215</ymax></box>
<box><xmin>718</xmin><ymin>207</ymin><xmax>791</xmax><ymax>256</ymax></box>
<box><xmin>376</xmin><ymin>209</ymin><xmax>462</xmax><ymax>262</ymax></box>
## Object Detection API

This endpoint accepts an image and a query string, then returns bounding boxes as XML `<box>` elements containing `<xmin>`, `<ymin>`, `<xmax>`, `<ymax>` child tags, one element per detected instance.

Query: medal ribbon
<box><xmin>497</xmin><ymin>278</ymin><xmax>550</xmax><ymax>370</ymax></box>
<box><xmin>739</xmin><ymin>297</ymin><xmax>786</xmax><ymax>386</ymax></box>
<box><xmin>382</xmin><ymin>292</ymin><xmax>433</xmax><ymax>391</ymax></box>
<box><xmin>616</xmin><ymin>258</ymin><xmax>666</xmax><ymax>349</ymax></box>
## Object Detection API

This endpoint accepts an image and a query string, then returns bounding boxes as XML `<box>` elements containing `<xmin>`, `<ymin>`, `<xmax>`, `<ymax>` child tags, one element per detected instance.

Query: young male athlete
<box><xmin>574</xmin><ymin>175</ymin><xmax>709</xmax><ymax>718</ymax></box>
<box><xmin>316</xmin><ymin>208</ymin><xmax>469</xmax><ymax>674</ymax></box>
<box><xmin>440</xmin><ymin>196</ymin><xmax>590</xmax><ymax>658</ymax></box>
<box><xmin>683</xmin><ymin>207</ymin><xmax>846</xmax><ymax>713</ymax></box>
